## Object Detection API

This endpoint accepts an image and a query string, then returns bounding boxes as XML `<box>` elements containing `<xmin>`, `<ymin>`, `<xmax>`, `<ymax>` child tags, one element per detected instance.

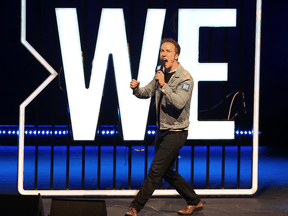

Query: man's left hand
<box><xmin>155</xmin><ymin>71</ymin><xmax>166</xmax><ymax>87</ymax></box>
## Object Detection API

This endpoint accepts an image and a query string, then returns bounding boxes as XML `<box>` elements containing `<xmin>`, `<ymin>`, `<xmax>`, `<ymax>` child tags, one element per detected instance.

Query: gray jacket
<box><xmin>134</xmin><ymin>63</ymin><xmax>194</xmax><ymax>130</ymax></box>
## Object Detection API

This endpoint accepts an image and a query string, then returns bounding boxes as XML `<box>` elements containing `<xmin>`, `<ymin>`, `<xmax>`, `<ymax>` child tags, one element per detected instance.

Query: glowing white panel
<box><xmin>178</xmin><ymin>9</ymin><xmax>236</xmax><ymax>139</ymax></box>
<box><xmin>251</xmin><ymin>0</ymin><xmax>262</xmax><ymax>194</ymax></box>
<box><xmin>56</xmin><ymin>8</ymin><xmax>165</xmax><ymax>141</ymax></box>
<box><xmin>19</xmin><ymin>0</ymin><xmax>58</xmax><ymax>196</ymax></box>
<box><xmin>137</xmin><ymin>10</ymin><xmax>166</xmax><ymax>85</ymax></box>
<box><xmin>120</xmin><ymin>9</ymin><xmax>165</xmax><ymax>140</ymax></box>
<box><xmin>17</xmin><ymin>188</ymin><xmax>258</xmax><ymax>196</ymax></box>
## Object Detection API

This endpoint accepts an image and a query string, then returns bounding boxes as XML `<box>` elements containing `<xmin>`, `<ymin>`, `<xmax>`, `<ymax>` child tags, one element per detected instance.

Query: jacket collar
<box><xmin>173</xmin><ymin>63</ymin><xmax>183</xmax><ymax>78</ymax></box>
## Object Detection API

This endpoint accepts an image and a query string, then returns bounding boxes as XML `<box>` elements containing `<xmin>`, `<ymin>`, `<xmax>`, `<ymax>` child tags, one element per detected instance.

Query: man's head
<box><xmin>160</xmin><ymin>38</ymin><xmax>180</xmax><ymax>71</ymax></box>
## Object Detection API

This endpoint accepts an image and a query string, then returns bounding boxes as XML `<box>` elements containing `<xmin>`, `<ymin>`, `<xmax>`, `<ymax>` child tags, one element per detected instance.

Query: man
<box><xmin>125</xmin><ymin>38</ymin><xmax>203</xmax><ymax>216</ymax></box>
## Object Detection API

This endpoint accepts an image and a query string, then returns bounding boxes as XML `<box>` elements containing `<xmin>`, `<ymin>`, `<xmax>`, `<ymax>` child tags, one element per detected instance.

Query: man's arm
<box><xmin>130</xmin><ymin>78</ymin><xmax>156</xmax><ymax>99</ymax></box>
<box><xmin>160</xmin><ymin>75</ymin><xmax>194</xmax><ymax>110</ymax></box>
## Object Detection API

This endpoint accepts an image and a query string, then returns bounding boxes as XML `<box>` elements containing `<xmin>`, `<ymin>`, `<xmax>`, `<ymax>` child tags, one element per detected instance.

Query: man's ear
<box><xmin>175</xmin><ymin>54</ymin><xmax>179</xmax><ymax>61</ymax></box>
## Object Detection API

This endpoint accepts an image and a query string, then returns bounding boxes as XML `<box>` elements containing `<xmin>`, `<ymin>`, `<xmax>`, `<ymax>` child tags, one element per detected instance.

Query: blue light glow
<box><xmin>0</xmin><ymin>146</ymin><xmax>286</xmax><ymax>192</ymax></box>
<box><xmin>0</xmin><ymin>125</ymin><xmax>258</xmax><ymax>137</ymax></box>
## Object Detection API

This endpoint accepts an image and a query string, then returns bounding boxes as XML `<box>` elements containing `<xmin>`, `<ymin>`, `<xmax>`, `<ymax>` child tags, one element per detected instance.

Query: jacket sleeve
<box><xmin>160</xmin><ymin>74</ymin><xmax>194</xmax><ymax>110</ymax></box>
<box><xmin>133</xmin><ymin>77</ymin><xmax>157</xmax><ymax>99</ymax></box>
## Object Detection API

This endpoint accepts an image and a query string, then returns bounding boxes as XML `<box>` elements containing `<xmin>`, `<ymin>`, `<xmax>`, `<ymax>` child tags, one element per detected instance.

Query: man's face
<box><xmin>160</xmin><ymin>42</ymin><xmax>179</xmax><ymax>70</ymax></box>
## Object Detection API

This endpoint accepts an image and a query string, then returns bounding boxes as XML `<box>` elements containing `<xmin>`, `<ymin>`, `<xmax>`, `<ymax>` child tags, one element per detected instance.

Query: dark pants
<box><xmin>131</xmin><ymin>130</ymin><xmax>200</xmax><ymax>212</ymax></box>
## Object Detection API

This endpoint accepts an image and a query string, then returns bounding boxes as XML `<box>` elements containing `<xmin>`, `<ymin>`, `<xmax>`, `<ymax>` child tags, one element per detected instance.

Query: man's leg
<box><xmin>130</xmin><ymin>130</ymin><xmax>187</xmax><ymax>212</ymax></box>
<box><xmin>163</xmin><ymin>164</ymin><xmax>201</xmax><ymax>205</ymax></box>
<box><xmin>161</xmin><ymin>131</ymin><xmax>200</xmax><ymax>205</ymax></box>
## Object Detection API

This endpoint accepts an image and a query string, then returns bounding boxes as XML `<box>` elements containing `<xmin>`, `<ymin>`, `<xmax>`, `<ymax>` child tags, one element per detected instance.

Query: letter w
<box><xmin>56</xmin><ymin>8</ymin><xmax>165</xmax><ymax>140</ymax></box>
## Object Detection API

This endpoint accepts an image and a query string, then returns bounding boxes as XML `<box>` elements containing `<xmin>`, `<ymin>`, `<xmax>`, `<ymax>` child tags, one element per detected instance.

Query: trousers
<box><xmin>131</xmin><ymin>130</ymin><xmax>200</xmax><ymax>212</ymax></box>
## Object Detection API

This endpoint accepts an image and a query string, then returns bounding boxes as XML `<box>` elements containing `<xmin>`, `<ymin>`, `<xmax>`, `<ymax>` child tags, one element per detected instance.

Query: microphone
<box><xmin>155</xmin><ymin>59</ymin><xmax>166</xmax><ymax>89</ymax></box>
<box><xmin>155</xmin><ymin>59</ymin><xmax>166</xmax><ymax>73</ymax></box>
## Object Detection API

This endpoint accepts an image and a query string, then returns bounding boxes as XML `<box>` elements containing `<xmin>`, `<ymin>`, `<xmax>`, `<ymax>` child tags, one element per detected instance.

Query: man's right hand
<box><xmin>130</xmin><ymin>79</ymin><xmax>140</xmax><ymax>94</ymax></box>
<box><xmin>130</xmin><ymin>79</ymin><xmax>140</xmax><ymax>90</ymax></box>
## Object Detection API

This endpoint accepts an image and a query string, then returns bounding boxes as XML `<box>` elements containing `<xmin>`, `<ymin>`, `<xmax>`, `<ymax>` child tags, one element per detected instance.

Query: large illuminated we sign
<box><xmin>56</xmin><ymin>8</ymin><xmax>236</xmax><ymax>141</ymax></box>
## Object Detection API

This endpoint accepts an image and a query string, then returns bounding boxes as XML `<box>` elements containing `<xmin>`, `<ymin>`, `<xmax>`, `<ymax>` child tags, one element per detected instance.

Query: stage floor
<box><xmin>40</xmin><ymin>188</ymin><xmax>288</xmax><ymax>216</ymax></box>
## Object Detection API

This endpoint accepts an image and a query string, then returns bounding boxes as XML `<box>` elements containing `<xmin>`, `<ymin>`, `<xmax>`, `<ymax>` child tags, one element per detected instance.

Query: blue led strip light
<box><xmin>0</xmin><ymin>125</ymin><xmax>259</xmax><ymax>136</ymax></box>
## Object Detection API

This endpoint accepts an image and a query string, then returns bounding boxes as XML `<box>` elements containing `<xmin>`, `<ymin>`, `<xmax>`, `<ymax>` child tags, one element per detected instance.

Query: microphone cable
<box><xmin>199</xmin><ymin>90</ymin><xmax>247</xmax><ymax>120</ymax></box>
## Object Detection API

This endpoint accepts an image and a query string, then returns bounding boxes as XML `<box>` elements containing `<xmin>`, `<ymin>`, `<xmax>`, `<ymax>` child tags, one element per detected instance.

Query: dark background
<box><xmin>0</xmin><ymin>0</ymin><xmax>287</xmax><ymax>149</ymax></box>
